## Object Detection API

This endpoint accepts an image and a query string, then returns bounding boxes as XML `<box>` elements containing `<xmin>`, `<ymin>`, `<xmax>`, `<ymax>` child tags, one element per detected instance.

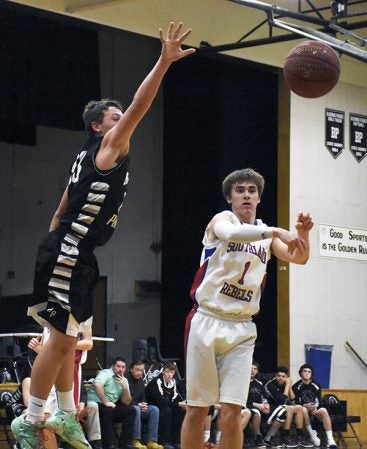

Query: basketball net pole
<box><xmin>272</xmin><ymin>19</ymin><xmax>367</xmax><ymax>63</ymax></box>
<box><xmin>223</xmin><ymin>0</ymin><xmax>367</xmax><ymax>63</ymax></box>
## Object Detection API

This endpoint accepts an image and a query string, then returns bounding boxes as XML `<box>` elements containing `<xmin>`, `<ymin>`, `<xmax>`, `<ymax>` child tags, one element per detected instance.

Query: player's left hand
<box><xmin>160</xmin><ymin>22</ymin><xmax>196</xmax><ymax>62</ymax></box>
<box><xmin>295</xmin><ymin>211</ymin><xmax>314</xmax><ymax>233</ymax></box>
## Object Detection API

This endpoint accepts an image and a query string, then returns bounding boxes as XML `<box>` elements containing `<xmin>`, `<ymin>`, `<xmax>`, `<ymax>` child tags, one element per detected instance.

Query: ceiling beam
<box><xmin>64</xmin><ymin>0</ymin><xmax>129</xmax><ymax>13</ymax></box>
<box><xmin>202</xmin><ymin>0</ymin><xmax>367</xmax><ymax>63</ymax></box>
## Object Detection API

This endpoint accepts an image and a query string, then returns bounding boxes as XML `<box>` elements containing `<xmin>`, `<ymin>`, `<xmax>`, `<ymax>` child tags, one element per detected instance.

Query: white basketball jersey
<box><xmin>190</xmin><ymin>211</ymin><xmax>272</xmax><ymax>318</ymax></box>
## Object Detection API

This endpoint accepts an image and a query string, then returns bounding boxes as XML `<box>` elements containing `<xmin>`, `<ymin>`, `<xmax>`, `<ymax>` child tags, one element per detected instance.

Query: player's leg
<box><xmin>12</xmin><ymin>328</ymin><xmax>77</xmax><ymax>449</ymax></box>
<box><xmin>32</xmin><ymin>328</ymin><xmax>77</xmax><ymax>400</ymax></box>
<box><xmin>304</xmin><ymin>408</ymin><xmax>321</xmax><ymax>447</ymax></box>
<box><xmin>264</xmin><ymin>406</ymin><xmax>287</xmax><ymax>447</ymax></box>
<box><xmin>182</xmin><ymin>312</ymin><xmax>221</xmax><ymax>449</ymax></box>
<box><xmin>293</xmin><ymin>405</ymin><xmax>312</xmax><ymax>447</ymax></box>
<box><xmin>218</xmin><ymin>403</ymin><xmax>243</xmax><ymax>449</ymax></box>
<box><xmin>241</xmin><ymin>408</ymin><xmax>251</xmax><ymax>430</ymax></box>
<box><xmin>181</xmin><ymin>405</ymin><xmax>209</xmax><ymax>449</ymax></box>
<box><xmin>314</xmin><ymin>408</ymin><xmax>336</xmax><ymax>448</ymax></box>
<box><xmin>46</xmin><ymin>334</ymin><xmax>91</xmax><ymax>449</ymax></box>
<box><xmin>280</xmin><ymin>405</ymin><xmax>297</xmax><ymax>447</ymax></box>
<box><xmin>250</xmin><ymin>410</ymin><xmax>266</xmax><ymax>447</ymax></box>
<box><xmin>85</xmin><ymin>401</ymin><xmax>102</xmax><ymax>448</ymax></box>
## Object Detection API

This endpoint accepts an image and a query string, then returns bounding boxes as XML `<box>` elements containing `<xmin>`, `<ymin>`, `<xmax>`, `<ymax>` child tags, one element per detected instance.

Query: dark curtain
<box><xmin>161</xmin><ymin>54</ymin><xmax>279</xmax><ymax>373</ymax></box>
<box><xmin>0</xmin><ymin>5</ymin><xmax>100</xmax><ymax>144</ymax></box>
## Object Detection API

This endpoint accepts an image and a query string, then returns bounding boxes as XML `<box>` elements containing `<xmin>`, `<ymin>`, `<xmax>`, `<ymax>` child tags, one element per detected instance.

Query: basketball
<box><xmin>283</xmin><ymin>40</ymin><xmax>340</xmax><ymax>98</ymax></box>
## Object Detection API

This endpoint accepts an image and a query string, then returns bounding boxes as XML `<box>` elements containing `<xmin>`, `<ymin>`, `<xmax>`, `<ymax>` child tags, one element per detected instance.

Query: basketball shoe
<box><xmin>11</xmin><ymin>414</ymin><xmax>46</xmax><ymax>449</ymax></box>
<box><xmin>309</xmin><ymin>430</ymin><xmax>320</xmax><ymax>447</ymax></box>
<box><xmin>45</xmin><ymin>409</ymin><xmax>91</xmax><ymax>449</ymax></box>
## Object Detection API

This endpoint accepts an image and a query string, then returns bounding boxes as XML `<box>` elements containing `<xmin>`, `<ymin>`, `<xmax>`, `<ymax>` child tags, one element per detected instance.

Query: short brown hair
<box><xmin>222</xmin><ymin>168</ymin><xmax>265</xmax><ymax>199</ymax></box>
<box><xmin>163</xmin><ymin>362</ymin><xmax>177</xmax><ymax>372</ymax></box>
<box><xmin>83</xmin><ymin>98</ymin><xmax>123</xmax><ymax>136</ymax></box>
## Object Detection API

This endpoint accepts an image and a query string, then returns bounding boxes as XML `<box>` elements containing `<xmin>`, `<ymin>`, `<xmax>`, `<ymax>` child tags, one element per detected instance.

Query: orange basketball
<box><xmin>283</xmin><ymin>40</ymin><xmax>340</xmax><ymax>98</ymax></box>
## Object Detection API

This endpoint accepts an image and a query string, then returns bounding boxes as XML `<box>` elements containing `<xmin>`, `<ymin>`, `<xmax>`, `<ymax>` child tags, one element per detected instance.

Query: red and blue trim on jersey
<box><xmin>184</xmin><ymin>247</ymin><xmax>217</xmax><ymax>376</ymax></box>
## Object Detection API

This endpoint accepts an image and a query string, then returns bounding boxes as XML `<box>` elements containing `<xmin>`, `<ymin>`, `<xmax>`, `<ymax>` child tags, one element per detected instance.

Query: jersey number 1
<box><xmin>238</xmin><ymin>261</ymin><xmax>251</xmax><ymax>285</ymax></box>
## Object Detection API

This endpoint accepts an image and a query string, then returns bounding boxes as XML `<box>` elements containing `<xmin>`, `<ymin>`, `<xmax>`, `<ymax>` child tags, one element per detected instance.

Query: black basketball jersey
<box><xmin>247</xmin><ymin>378</ymin><xmax>268</xmax><ymax>408</ymax></box>
<box><xmin>265</xmin><ymin>378</ymin><xmax>289</xmax><ymax>406</ymax></box>
<box><xmin>59</xmin><ymin>135</ymin><xmax>129</xmax><ymax>247</ymax></box>
<box><xmin>292</xmin><ymin>379</ymin><xmax>321</xmax><ymax>407</ymax></box>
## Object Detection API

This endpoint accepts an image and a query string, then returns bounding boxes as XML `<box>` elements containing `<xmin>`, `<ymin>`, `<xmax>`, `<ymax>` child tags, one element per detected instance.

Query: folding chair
<box><xmin>322</xmin><ymin>394</ymin><xmax>362</xmax><ymax>449</ymax></box>
<box><xmin>146</xmin><ymin>336</ymin><xmax>182</xmax><ymax>379</ymax></box>
<box><xmin>131</xmin><ymin>338</ymin><xmax>156</xmax><ymax>383</ymax></box>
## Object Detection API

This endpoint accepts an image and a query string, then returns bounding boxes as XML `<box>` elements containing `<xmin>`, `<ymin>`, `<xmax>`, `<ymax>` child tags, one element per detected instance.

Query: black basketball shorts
<box><xmin>28</xmin><ymin>230</ymin><xmax>99</xmax><ymax>337</ymax></box>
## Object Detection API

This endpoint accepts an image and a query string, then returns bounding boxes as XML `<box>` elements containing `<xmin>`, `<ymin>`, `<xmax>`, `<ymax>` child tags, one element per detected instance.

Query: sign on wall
<box><xmin>325</xmin><ymin>109</ymin><xmax>344</xmax><ymax>158</ymax></box>
<box><xmin>319</xmin><ymin>224</ymin><xmax>367</xmax><ymax>261</ymax></box>
<box><xmin>350</xmin><ymin>113</ymin><xmax>367</xmax><ymax>162</ymax></box>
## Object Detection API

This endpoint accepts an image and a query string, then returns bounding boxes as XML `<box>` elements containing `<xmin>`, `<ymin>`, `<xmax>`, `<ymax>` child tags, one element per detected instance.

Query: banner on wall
<box><xmin>319</xmin><ymin>224</ymin><xmax>367</xmax><ymax>261</ymax></box>
<box><xmin>325</xmin><ymin>109</ymin><xmax>344</xmax><ymax>158</ymax></box>
<box><xmin>350</xmin><ymin>113</ymin><xmax>367</xmax><ymax>162</ymax></box>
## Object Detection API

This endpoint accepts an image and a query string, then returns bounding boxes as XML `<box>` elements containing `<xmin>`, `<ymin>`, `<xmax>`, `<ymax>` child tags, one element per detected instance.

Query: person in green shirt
<box><xmin>87</xmin><ymin>357</ymin><xmax>136</xmax><ymax>449</ymax></box>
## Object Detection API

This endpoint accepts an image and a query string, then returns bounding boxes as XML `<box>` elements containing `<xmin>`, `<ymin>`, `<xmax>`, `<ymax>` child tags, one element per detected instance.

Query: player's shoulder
<box><xmin>207</xmin><ymin>210</ymin><xmax>235</xmax><ymax>233</ymax></box>
<box><xmin>212</xmin><ymin>210</ymin><xmax>238</xmax><ymax>223</ymax></box>
<box><xmin>265</xmin><ymin>377</ymin><xmax>276</xmax><ymax>387</ymax></box>
<box><xmin>310</xmin><ymin>380</ymin><xmax>321</xmax><ymax>390</ymax></box>
<box><xmin>96</xmin><ymin>368</ymin><xmax>113</xmax><ymax>380</ymax></box>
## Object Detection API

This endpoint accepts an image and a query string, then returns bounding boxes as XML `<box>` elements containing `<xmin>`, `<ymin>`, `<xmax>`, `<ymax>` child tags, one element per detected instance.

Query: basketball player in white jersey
<box><xmin>181</xmin><ymin>168</ymin><xmax>313</xmax><ymax>449</ymax></box>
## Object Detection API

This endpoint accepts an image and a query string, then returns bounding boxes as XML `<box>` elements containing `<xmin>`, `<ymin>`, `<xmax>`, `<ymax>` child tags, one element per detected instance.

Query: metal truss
<box><xmin>200</xmin><ymin>0</ymin><xmax>367</xmax><ymax>63</ymax></box>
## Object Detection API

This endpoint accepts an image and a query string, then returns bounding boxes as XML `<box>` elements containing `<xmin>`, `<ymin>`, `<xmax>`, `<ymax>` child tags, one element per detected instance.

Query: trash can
<box><xmin>305</xmin><ymin>344</ymin><xmax>333</xmax><ymax>388</ymax></box>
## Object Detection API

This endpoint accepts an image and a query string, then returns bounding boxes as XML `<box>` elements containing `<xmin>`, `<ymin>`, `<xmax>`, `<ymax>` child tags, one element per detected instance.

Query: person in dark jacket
<box><xmin>145</xmin><ymin>363</ymin><xmax>186</xmax><ymax>449</ymax></box>
<box><xmin>125</xmin><ymin>360</ymin><xmax>162</xmax><ymax>449</ymax></box>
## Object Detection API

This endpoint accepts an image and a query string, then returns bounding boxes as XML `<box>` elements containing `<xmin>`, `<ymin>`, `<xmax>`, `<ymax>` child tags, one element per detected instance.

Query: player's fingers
<box><xmin>178</xmin><ymin>28</ymin><xmax>193</xmax><ymax>43</ymax></box>
<box><xmin>173</xmin><ymin>22</ymin><xmax>183</xmax><ymax>38</ymax></box>
<box><xmin>181</xmin><ymin>48</ymin><xmax>196</xmax><ymax>57</ymax></box>
<box><xmin>159</xmin><ymin>28</ymin><xmax>164</xmax><ymax>44</ymax></box>
<box><xmin>167</xmin><ymin>22</ymin><xmax>174</xmax><ymax>39</ymax></box>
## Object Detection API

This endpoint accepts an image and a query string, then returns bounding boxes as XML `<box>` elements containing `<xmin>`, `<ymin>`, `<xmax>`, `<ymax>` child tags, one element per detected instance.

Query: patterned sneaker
<box><xmin>132</xmin><ymin>441</ymin><xmax>148</xmax><ymax>449</ymax></box>
<box><xmin>45</xmin><ymin>409</ymin><xmax>91</xmax><ymax>449</ymax></box>
<box><xmin>309</xmin><ymin>431</ymin><xmax>320</xmax><ymax>447</ymax></box>
<box><xmin>298</xmin><ymin>437</ymin><xmax>313</xmax><ymax>448</ymax></box>
<box><xmin>11</xmin><ymin>415</ymin><xmax>46</xmax><ymax>449</ymax></box>
<box><xmin>285</xmin><ymin>438</ymin><xmax>299</xmax><ymax>448</ymax></box>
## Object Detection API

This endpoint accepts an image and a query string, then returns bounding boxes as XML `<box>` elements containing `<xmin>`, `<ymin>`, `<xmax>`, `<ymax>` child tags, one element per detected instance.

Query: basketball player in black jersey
<box><xmin>11</xmin><ymin>22</ymin><xmax>195</xmax><ymax>449</ymax></box>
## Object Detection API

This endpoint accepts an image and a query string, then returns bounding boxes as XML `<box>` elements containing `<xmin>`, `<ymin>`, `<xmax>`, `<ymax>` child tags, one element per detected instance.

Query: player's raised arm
<box><xmin>96</xmin><ymin>22</ymin><xmax>195</xmax><ymax>169</ymax></box>
<box><xmin>271</xmin><ymin>211</ymin><xmax>313</xmax><ymax>264</ymax></box>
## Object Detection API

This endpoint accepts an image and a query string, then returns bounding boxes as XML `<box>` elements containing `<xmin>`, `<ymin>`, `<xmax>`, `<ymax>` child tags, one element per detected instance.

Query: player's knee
<box><xmin>186</xmin><ymin>405</ymin><xmax>209</xmax><ymax>425</ymax></box>
<box><xmin>241</xmin><ymin>408</ymin><xmax>251</xmax><ymax>419</ymax></box>
<box><xmin>220</xmin><ymin>403</ymin><xmax>242</xmax><ymax>424</ymax></box>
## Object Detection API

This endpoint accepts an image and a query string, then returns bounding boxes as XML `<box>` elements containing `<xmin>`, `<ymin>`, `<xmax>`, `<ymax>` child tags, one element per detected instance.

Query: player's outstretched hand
<box><xmin>160</xmin><ymin>22</ymin><xmax>196</xmax><ymax>63</ymax></box>
<box><xmin>274</xmin><ymin>228</ymin><xmax>306</xmax><ymax>255</ymax></box>
<box><xmin>295</xmin><ymin>211</ymin><xmax>314</xmax><ymax>234</ymax></box>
